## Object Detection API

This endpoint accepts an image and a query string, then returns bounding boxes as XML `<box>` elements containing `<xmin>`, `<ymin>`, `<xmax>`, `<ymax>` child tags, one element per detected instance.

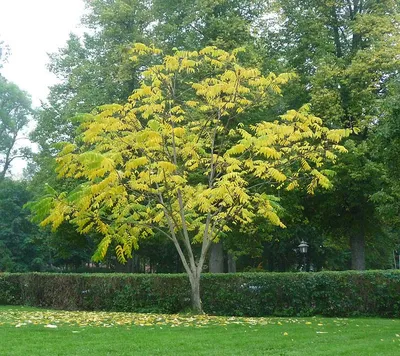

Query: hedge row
<box><xmin>1</xmin><ymin>271</ymin><xmax>400</xmax><ymax>317</ymax></box>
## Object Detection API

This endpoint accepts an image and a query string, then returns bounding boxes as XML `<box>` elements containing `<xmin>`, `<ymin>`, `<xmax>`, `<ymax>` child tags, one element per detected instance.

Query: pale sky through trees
<box><xmin>0</xmin><ymin>0</ymin><xmax>85</xmax><ymax>106</ymax></box>
<box><xmin>0</xmin><ymin>0</ymin><xmax>85</xmax><ymax>175</ymax></box>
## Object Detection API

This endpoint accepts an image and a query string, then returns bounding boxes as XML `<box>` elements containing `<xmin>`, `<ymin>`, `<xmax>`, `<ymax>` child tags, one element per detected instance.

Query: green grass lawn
<box><xmin>1</xmin><ymin>306</ymin><xmax>400</xmax><ymax>355</ymax></box>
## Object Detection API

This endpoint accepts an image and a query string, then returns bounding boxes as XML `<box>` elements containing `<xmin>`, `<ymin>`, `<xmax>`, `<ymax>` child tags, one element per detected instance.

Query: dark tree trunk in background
<box><xmin>351</xmin><ymin>234</ymin><xmax>366</xmax><ymax>270</ymax></box>
<box><xmin>209</xmin><ymin>242</ymin><xmax>224</xmax><ymax>273</ymax></box>
<box><xmin>227</xmin><ymin>253</ymin><xmax>236</xmax><ymax>273</ymax></box>
<box><xmin>115</xmin><ymin>255</ymin><xmax>141</xmax><ymax>272</ymax></box>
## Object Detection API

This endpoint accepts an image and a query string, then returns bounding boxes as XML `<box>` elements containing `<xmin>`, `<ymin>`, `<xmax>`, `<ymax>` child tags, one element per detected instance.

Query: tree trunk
<box><xmin>189</xmin><ymin>273</ymin><xmax>202</xmax><ymax>313</ymax></box>
<box><xmin>331</xmin><ymin>7</ymin><xmax>343</xmax><ymax>58</ymax></box>
<box><xmin>115</xmin><ymin>256</ymin><xmax>139</xmax><ymax>272</ymax></box>
<box><xmin>133</xmin><ymin>254</ymin><xmax>140</xmax><ymax>272</ymax></box>
<box><xmin>0</xmin><ymin>132</ymin><xmax>17</xmax><ymax>181</ymax></box>
<box><xmin>351</xmin><ymin>234</ymin><xmax>365</xmax><ymax>270</ymax></box>
<box><xmin>227</xmin><ymin>253</ymin><xmax>236</xmax><ymax>273</ymax></box>
<box><xmin>209</xmin><ymin>242</ymin><xmax>224</xmax><ymax>273</ymax></box>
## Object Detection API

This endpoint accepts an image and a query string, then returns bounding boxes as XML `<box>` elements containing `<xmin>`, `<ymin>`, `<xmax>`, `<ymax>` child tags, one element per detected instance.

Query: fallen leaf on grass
<box><xmin>44</xmin><ymin>324</ymin><xmax>58</xmax><ymax>328</ymax></box>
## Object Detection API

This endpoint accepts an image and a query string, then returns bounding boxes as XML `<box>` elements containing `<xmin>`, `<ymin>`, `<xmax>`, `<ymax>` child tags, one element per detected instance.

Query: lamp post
<box><xmin>298</xmin><ymin>241</ymin><xmax>309</xmax><ymax>271</ymax></box>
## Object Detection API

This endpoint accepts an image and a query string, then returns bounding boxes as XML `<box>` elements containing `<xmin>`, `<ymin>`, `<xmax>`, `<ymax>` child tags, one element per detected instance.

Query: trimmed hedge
<box><xmin>0</xmin><ymin>273</ymin><xmax>190</xmax><ymax>313</ymax></box>
<box><xmin>1</xmin><ymin>271</ymin><xmax>400</xmax><ymax>317</ymax></box>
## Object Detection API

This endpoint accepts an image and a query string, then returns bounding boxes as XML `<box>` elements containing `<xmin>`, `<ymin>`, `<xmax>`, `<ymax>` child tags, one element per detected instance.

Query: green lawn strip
<box><xmin>0</xmin><ymin>306</ymin><xmax>399</xmax><ymax>355</ymax></box>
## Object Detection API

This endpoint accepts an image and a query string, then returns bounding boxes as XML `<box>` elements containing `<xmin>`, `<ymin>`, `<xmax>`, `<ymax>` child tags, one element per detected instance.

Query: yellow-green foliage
<box><xmin>33</xmin><ymin>44</ymin><xmax>350</xmax><ymax>265</ymax></box>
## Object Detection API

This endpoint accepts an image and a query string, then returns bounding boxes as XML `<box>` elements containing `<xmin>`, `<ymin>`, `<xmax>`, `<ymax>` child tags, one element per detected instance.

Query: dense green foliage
<box><xmin>2</xmin><ymin>271</ymin><xmax>400</xmax><ymax>317</ymax></box>
<box><xmin>0</xmin><ymin>179</ymin><xmax>44</xmax><ymax>272</ymax></box>
<box><xmin>0</xmin><ymin>179</ymin><xmax>99</xmax><ymax>273</ymax></box>
<box><xmin>260</xmin><ymin>0</ymin><xmax>400</xmax><ymax>270</ymax></box>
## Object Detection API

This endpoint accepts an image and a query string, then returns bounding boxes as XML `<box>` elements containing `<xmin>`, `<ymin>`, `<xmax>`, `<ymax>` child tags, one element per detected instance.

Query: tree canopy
<box><xmin>30</xmin><ymin>44</ymin><xmax>350</xmax><ymax>312</ymax></box>
<box><xmin>261</xmin><ymin>0</ymin><xmax>400</xmax><ymax>269</ymax></box>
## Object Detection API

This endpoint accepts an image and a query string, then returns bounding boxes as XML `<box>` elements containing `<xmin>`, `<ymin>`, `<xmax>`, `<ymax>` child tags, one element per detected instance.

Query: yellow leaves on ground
<box><xmin>0</xmin><ymin>308</ymin><xmax>349</xmax><ymax>330</ymax></box>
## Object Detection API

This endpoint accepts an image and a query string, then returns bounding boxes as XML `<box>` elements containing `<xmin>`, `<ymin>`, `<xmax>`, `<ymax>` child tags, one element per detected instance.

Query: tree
<box><xmin>0</xmin><ymin>76</ymin><xmax>33</xmax><ymax>180</ymax></box>
<box><xmin>372</xmin><ymin>77</ymin><xmax>400</xmax><ymax>259</ymax></box>
<box><xmin>264</xmin><ymin>0</ymin><xmax>400</xmax><ymax>269</ymax></box>
<box><xmin>29</xmin><ymin>45</ymin><xmax>350</xmax><ymax>312</ymax></box>
<box><xmin>30</xmin><ymin>0</ymin><xmax>271</xmax><ymax>272</ymax></box>
<box><xmin>150</xmin><ymin>0</ymin><xmax>266</xmax><ymax>50</ymax></box>
<box><xmin>0</xmin><ymin>179</ymin><xmax>45</xmax><ymax>272</ymax></box>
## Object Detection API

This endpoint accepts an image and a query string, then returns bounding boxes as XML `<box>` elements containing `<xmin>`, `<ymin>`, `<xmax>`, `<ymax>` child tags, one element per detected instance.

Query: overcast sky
<box><xmin>0</xmin><ymin>0</ymin><xmax>86</xmax><ymax>176</ymax></box>
<box><xmin>0</xmin><ymin>0</ymin><xmax>86</xmax><ymax>107</ymax></box>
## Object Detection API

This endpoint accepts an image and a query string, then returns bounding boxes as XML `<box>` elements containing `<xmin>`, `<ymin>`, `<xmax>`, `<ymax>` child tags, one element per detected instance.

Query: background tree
<box><xmin>30</xmin><ymin>45</ymin><xmax>350</xmax><ymax>312</ymax></box>
<box><xmin>0</xmin><ymin>179</ymin><xmax>47</xmax><ymax>271</ymax></box>
<box><xmin>372</xmin><ymin>77</ymin><xmax>400</xmax><ymax>267</ymax></box>
<box><xmin>0</xmin><ymin>76</ymin><xmax>33</xmax><ymax>180</ymax></box>
<box><xmin>263</xmin><ymin>0</ymin><xmax>400</xmax><ymax>269</ymax></box>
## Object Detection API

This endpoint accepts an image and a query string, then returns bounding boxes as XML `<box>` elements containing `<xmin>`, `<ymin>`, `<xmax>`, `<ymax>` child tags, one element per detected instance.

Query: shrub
<box><xmin>1</xmin><ymin>271</ymin><xmax>400</xmax><ymax>317</ymax></box>
<box><xmin>0</xmin><ymin>274</ymin><xmax>22</xmax><ymax>305</ymax></box>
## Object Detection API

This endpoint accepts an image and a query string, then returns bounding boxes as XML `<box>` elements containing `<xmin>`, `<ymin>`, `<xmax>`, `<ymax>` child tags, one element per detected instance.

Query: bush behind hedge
<box><xmin>1</xmin><ymin>271</ymin><xmax>400</xmax><ymax>317</ymax></box>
